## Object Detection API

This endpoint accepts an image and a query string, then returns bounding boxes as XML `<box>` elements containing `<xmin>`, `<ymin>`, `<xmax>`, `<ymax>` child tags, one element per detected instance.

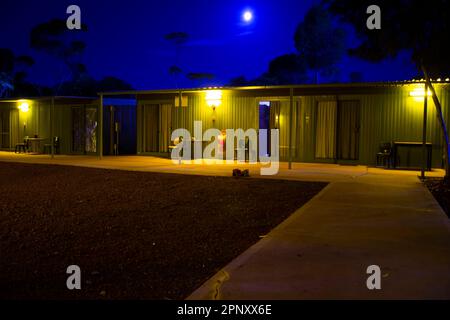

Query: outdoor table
<box><xmin>392</xmin><ymin>141</ymin><xmax>432</xmax><ymax>170</ymax></box>
<box><xmin>27</xmin><ymin>137</ymin><xmax>46</xmax><ymax>154</ymax></box>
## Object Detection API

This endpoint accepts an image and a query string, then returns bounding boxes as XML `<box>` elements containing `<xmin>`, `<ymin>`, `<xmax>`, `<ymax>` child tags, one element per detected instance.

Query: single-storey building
<box><xmin>1</xmin><ymin>80</ymin><xmax>449</xmax><ymax>170</ymax></box>
<box><xmin>100</xmin><ymin>80</ymin><xmax>450</xmax><ymax>169</ymax></box>
<box><xmin>0</xmin><ymin>96</ymin><xmax>136</xmax><ymax>156</ymax></box>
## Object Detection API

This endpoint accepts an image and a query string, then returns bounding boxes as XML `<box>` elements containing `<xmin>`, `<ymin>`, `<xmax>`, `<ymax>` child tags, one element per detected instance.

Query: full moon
<box><xmin>243</xmin><ymin>10</ymin><xmax>253</xmax><ymax>22</ymax></box>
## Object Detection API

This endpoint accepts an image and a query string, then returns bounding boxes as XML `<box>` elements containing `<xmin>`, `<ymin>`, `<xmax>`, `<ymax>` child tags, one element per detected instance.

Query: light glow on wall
<box><xmin>205</xmin><ymin>90</ymin><xmax>222</xmax><ymax>109</ymax></box>
<box><xmin>410</xmin><ymin>88</ymin><xmax>432</xmax><ymax>102</ymax></box>
<box><xmin>18</xmin><ymin>101</ymin><xmax>29</xmax><ymax>112</ymax></box>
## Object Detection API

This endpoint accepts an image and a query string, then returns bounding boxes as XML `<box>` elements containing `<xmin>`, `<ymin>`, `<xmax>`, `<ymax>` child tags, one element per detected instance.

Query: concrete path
<box><xmin>1</xmin><ymin>152</ymin><xmax>449</xmax><ymax>299</ymax></box>
<box><xmin>188</xmin><ymin>174</ymin><xmax>450</xmax><ymax>299</ymax></box>
<box><xmin>0</xmin><ymin>152</ymin><xmax>444</xmax><ymax>182</ymax></box>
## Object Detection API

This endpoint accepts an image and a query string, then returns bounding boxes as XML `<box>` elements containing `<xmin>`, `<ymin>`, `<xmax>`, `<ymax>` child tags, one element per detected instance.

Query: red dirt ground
<box><xmin>0</xmin><ymin>162</ymin><xmax>326</xmax><ymax>299</ymax></box>
<box><xmin>425</xmin><ymin>178</ymin><xmax>450</xmax><ymax>218</ymax></box>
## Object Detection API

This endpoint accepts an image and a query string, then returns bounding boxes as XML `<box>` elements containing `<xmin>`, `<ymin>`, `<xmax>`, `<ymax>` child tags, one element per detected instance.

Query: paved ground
<box><xmin>189</xmin><ymin>174</ymin><xmax>450</xmax><ymax>299</ymax></box>
<box><xmin>0</xmin><ymin>151</ymin><xmax>444</xmax><ymax>181</ymax></box>
<box><xmin>1</xmin><ymin>152</ymin><xmax>449</xmax><ymax>299</ymax></box>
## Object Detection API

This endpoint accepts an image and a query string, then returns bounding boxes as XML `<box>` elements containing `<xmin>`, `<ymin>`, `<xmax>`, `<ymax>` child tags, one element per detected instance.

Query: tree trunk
<box><xmin>421</xmin><ymin>64</ymin><xmax>450</xmax><ymax>180</ymax></box>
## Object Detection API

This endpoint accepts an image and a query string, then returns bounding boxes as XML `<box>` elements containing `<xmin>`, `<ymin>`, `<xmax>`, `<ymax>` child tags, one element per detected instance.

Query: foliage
<box><xmin>58</xmin><ymin>76</ymin><xmax>133</xmax><ymax>96</ymax></box>
<box><xmin>0</xmin><ymin>48</ymin><xmax>36</xmax><ymax>97</ymax></box>
<box><xmin>294</xmin><ymin>4</ymin><xmax>346</xmax><ymax>83</ymax></box>
<box><xmin>325</xmin><ymin>0</ymin><xmax>450</xmax><ymax>77</ymax></box>
<box><xmin>30</xmin><ymin>19</ymin><xmax>88</xmax><ymax>93</ymax></box>
<box><xmin>267</xmin><ymin>54</ymin><xmax>308</xmax><ymax>84</ymax></box>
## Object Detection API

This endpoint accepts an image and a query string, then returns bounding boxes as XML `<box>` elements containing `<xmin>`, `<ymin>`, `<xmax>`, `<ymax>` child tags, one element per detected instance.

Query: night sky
<box><xmin>1</xmin><ymin>0</ymin><xmax>418</xmax><ymax>90</ymax></box>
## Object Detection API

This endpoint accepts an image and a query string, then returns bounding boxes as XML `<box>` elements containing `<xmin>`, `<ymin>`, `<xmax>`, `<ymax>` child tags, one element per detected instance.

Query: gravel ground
<box><xmin>425</xmin><ymin>178</ymin><xmax>450</xmax><ymax>218</ymax></box>
<box><xmin>0</xmin><ymin>162</ymin><xmax>327</xmax><ymax>300</ymax></box>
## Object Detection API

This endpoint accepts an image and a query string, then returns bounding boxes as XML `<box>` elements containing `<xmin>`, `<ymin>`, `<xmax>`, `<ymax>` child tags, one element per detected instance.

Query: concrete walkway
<box><xmin>1</xmin><ymin>152</ymin><xmax>449</xmax><ymax>299</ymax></box>
<box><xmin>188</xmin><ymin>173</ymin><xmax>450</xmax><ymax>299</ymax></box>
<box><xmin>0</xmin><ymin>151</ymin><xmax>444</xmax><ymax>181</ymax></box>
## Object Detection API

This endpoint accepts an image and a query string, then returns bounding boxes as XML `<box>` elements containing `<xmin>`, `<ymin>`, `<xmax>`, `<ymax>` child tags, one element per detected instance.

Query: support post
<box><xmin>50</xmin><ymin>98</ymin><xmax>54</xmax><ymax>159</ymax></box>
<box><xmin>288</xmin><ymin>87</ymin><xmax>294</xmax><ymax>169</ymax></box>
<box><xmin>98</xmin><ymin>94</ymin><xmax>103</xmax><ymax>159</ymax></box>
<box><xmin>421</xmin><ymin>82</ymin><xmax>428</xmax><ymax>179</ymax></box>
<box><xmin>9</xmin><ymin>106</ymin><xmax>12</xmax><ymax>152</ymax></box>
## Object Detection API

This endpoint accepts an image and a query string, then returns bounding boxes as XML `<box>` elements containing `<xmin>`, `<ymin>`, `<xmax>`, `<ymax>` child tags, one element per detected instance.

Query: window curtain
<box><xmin>337</xmin><ymin>101</ymin><xmax>360</xmax><ymax>160</ymax></box>
<box><xmin>10</xmin><ymin>108</ymin><xmax>18</xmax><ymax>147</ymax></box>
<box><xmin>315</xmin><ymin>101</ymin><xmax>337</xmax><ymax>159</ymax></box>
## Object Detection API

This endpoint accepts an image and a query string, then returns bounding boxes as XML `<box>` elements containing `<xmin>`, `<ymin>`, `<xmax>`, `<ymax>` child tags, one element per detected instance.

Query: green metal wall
<box><xmin>1</xmin><ymin>101</ymin><xmax>94</xmax><ymax>154</ymax></box>
<box><xmin>138</xmin><ymin>93</ymin><xmax>297</xmax><ymax>159</ymax></box>
<box><xmin>297</xmin><ymin>84</ymin><xmax>450</xmax><ymax>167</ymax></box>
<box><xmin>137</xmin><ymin>83</ymin><xmax>450</xmax><ymax>167</ymax></box>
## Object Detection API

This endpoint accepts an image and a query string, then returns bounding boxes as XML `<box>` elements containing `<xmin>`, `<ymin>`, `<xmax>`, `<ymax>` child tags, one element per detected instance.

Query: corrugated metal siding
<box><xmin>170</xmin><ymin>93</ymin><xmax>258</xmax><ymax>133</ymax></box>
<box><xmin>135</xmin><ymin>83</ymin><xmax>450</xmax><ymax>167</ymax></box>
<box><xmin>298</xmin><ymin>84</ymin><xmax>450</xmax><ymax>167</ymax></box>
<box><xmin>3</xmin><ymin>101</ymin><xmax>95</xmax><ymax>154</ymax></box>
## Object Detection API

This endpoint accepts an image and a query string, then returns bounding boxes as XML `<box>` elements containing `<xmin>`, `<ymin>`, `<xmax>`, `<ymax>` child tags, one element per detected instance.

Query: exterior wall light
<box><xmin>410</xmin><ymin>88</ymin><xmax>432</xmax><ymax>102</ymax></box>
<box><xmin>205</xmin><ymin>90</ymin><xmax>222</xmax><ymax>110</ymax></box>
<box><xmin>18</xmin><ymin>101</ymin><xmax>30</xmax><ymax>112</ymax></box>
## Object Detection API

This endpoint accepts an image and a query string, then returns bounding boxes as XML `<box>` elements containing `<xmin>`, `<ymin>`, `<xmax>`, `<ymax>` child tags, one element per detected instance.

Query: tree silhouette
<box><xmin>294</xmin><ymin>4</ymin><xmax>345</xmax><ymax>83</ymax></box>
<box><xmin>268</xmin><ymin>54</ymin><xmax>308</xmax><ymax>84</ymax></box>
<box><xmin>326</xmin><ymin>0</ymin><xmax>450</xmax><ymax>178</ymax></box>
<box><xmin>326</xmin><ymin>0</ymin><xmax>450</xmax><ymax>77</ymax></box>
<box><xmin>0</xmin><ymin>48</ymin><xmax>35</xmax><ymax>97</ymax></box>
<box><xmin>229</xmin><ymin>76</ymin><xmax>248</xmax><ymax>86</ymax></box>
<box><xmin>30</xmin><ymin>19</ymin><xmax>87</xmax><ymax>94</ymax></box>
<box><xmin>164</xmin><ymin>32</ymin><xmax>189</xmax><ymax>88</ymax></box>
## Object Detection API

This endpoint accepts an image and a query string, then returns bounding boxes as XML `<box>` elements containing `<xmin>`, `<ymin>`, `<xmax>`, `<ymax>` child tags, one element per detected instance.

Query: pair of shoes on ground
<box><xmin>232</xmin><ymin>168</ymin><xmax>250</xmax><ymax>177</ymax></box>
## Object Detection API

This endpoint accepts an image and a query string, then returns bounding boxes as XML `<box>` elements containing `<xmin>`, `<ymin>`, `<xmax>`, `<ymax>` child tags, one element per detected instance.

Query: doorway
<box><xmin>337</xmin><ymin>100</ymin><xmax>360</xmax><ymax>160</ymax></box>
<box><xmin>0</xmin><ymin>108</ymin><xmax>10</xmax><ymax>149</ymax></box>
<box><xmin>104</xmin><ymin>105</ymin><xmax>137</xmax><ymax>155</ymax></box>
<box><xmin>315</xmin><ymin>100</ymin><xmax>360</xmax><ymax>161</ymax></box>
<box><xmin>71</xmin><ymin>106</ymin><xmax>98</xmax><ymax>154</ymax></box>
<box><xmin>259</xmin><ymin>101</ymin><xmax>270</xmax><ymax>157</ymax></box>
<box><xmin>142</xmin><ymin>104</ymin><xmax>172</xmax><ymax>153</ymax></box>
<box><xmin>259</xmin><ymin>100</ymin><xmax>280</xmax><ymax>157</ymax></box>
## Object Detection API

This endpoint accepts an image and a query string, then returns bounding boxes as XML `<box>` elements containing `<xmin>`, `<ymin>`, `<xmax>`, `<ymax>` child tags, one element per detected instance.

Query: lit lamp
<box><xmin>205</xmin><ymin>90</ymin><xmax>222</xmax><ymax>110</ymax></box>
<box><xmin>18</xmin><ymin>101</ymin><xmax>29</xmax><ymax>112</ymax></box>
<box><xmin>410</xmin><ymin>88</ymin><xmax>432</xmax><ymax>102</ymax></box>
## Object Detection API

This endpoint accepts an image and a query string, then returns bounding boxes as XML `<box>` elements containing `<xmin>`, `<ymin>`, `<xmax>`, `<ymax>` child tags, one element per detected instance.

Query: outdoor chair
<box><xmin>234</xmin><ymin>137</ymin><xmax>249</xmax><ymax>161</ymax></box>
<box><xmin>168</xmin><ymin>136</ymin><xmax>183</xmax><ymax>159</ymax></box>
<box><xmin>376</xmin><ymin>142</ymin><xmax>392</xmax><ymax>168</ymax></box>
<box><xmin>15</xmin><ymin>136</ymin><xmax>29</xmax><ymax>153</ymax></box>
<box><xmin>43</xmin><ymin>136</ymin><xmax>60</xmax><ymax>154</ymax></box>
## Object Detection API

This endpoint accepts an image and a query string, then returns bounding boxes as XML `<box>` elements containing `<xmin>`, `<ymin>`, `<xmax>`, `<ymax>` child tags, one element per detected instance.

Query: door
<box><xmin>337</xmin><ymin>101</ymin><xmax>360</xmax><ymax>160</ymax></box>
<box><xmin>72</xmin><ymin>107</ymin><xmax>84</xmax><ymax>153</ymax></box>
<box><xmin>259</xmin><ymin>101</ymin><xmax>271</xmax><ymax>157</ymax></box>
<box><xmin>85</xmin><ymin>107</ymin><xmax>98</xmax><ymax>153</ymax></box>
<box><xmin>106</xmin><ymin>105</ymin><xmax>137</xmax><ymax>155</ymax></box>
<box><xmin>0</xmin><ymin>108</ymin><xmax>10</xmax><ymax>149</ymax></box>
<box><xmin>71</xmin><ymin>106</ymin><xmax>98</xmax><ymax>154</ymax></box>
<box><xmin>143</xmin><ymin>104</ymin><xmax>159</xmax><ymax>152</ymax></box>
